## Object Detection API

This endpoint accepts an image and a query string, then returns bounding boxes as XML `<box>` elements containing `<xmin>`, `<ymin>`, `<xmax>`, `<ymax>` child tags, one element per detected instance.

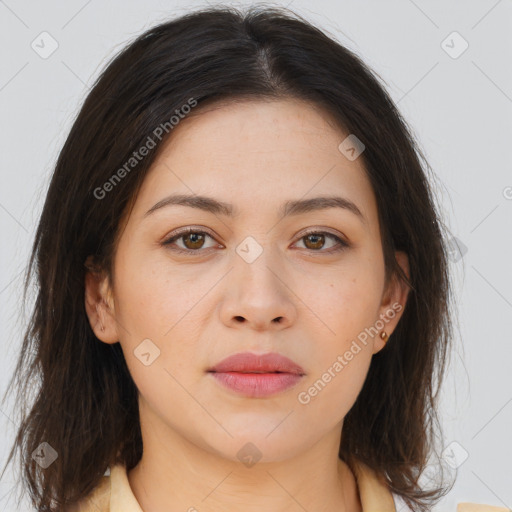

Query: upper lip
<box><xmin>208</xmin><ymin>352</ymin><xmax>305</xmax><ymax>375</ymax></box>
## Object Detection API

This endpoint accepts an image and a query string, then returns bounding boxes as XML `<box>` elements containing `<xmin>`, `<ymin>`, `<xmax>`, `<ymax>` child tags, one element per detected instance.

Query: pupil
<box><xmin>186</xmin><ymin>233</ymin><xmax>203</xmax><ymax>248</ymax></box>
<box><xmin>306</xmin><ymin>234</ymin><xmax>324</xmax><ymax>249</ymax></box>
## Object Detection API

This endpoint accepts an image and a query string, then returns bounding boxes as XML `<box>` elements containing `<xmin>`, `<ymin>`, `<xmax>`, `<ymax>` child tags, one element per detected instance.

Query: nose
<box><xmin>219</xmin><ymin>256</ymin><xmax>298</xmax><ymax>332</ymax></box>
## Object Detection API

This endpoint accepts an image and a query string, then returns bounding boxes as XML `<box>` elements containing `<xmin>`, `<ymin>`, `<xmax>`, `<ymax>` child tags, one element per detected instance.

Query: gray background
<box><xmin>1</xmin><ymin>0</ymin><xmax>511</xmax><ymax>510</ymax></box>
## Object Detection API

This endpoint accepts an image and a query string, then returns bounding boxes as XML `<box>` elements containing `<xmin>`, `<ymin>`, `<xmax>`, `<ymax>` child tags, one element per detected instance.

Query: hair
<box><xmin>1</xmin><ymin>4</ymin><xmax>456</xmax><ymax>511</ymax></box>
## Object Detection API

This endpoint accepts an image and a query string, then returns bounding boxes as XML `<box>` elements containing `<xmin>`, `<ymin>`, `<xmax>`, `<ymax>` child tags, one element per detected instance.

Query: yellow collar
<box><xmin>349</xmin><ymin>458</ymin><xmax>396</xmax><ymax>511</ymax></box>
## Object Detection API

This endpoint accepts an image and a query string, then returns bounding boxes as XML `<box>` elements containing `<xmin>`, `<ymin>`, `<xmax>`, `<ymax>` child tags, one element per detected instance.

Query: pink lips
<box><xmin>208</xmin><ymin>352</ymin><xmax>305</xmax><ymax>398</ymax></box>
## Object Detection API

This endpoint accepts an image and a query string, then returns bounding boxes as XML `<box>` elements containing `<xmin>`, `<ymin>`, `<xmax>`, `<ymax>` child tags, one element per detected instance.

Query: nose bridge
<box><xmin>234</xmin><ymin>235</ymin><xmax>285</xmax><ymax>297</ymax></box>
<box><xmin>219</xmin><ymin>235</ymin><xmax>297</xmax><ymax>329</ymax></box>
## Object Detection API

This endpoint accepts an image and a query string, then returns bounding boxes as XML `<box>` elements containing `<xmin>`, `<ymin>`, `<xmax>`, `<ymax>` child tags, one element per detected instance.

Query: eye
<box><xmin>293</xmin><ymin>230</ymin><xmax>349</xmax><ymax>253</ymax></box>
<box><xmin>162</xmin><ymin>227</ymin><xmax>349</xmax><ymax>255</ymax></box>
<box><xmin>162</xmin><ymin>227</ymin><xmax>220</xmax><ymax>254</ymax></box>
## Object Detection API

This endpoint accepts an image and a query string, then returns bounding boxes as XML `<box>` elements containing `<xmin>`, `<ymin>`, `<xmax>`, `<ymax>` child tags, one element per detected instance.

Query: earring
<box><xmin>380</xmin><ymin>331</ymin><xmax>389</xmax><ymax>343</ymax></box>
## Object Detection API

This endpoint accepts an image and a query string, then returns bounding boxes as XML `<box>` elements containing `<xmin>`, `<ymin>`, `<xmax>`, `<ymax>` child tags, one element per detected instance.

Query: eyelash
<box><xmin>161</xmin><ymin>227</ymin><xmax>349</xmax><ymax>256</ymax></box>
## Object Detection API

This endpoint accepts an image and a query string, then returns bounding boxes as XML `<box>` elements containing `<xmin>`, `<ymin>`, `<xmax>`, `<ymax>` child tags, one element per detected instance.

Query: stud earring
<box><xmin>380</xmin><ymin>331</ymin><xmax>389</xmax><ymax>343</ymax></box>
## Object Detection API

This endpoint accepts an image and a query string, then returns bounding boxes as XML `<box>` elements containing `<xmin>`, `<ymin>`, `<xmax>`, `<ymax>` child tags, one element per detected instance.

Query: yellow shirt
<box><xmin>70</xmin><ymin>459</ymin><xmax>506</xmax><ymax>512</ymax></box>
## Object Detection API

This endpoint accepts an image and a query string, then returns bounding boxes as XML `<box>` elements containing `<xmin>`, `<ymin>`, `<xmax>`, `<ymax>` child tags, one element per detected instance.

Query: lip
<box><xmin>209</xmin><ymin>351</ymin><xmax>305</xmax><ymax>374</ymax></box>
<box><xmin>208</xmin><ymin>352</ymin><xmax>305</xmax><ymax>398</ymax></box>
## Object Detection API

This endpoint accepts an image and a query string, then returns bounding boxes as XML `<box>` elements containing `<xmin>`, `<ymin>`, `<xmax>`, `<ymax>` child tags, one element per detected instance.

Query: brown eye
<box><xmin>295</xmin><ymin>231</ymin><xmax>349</xmax><ymax>253</ymax></box>
<box><xmin>162</xmin><ymin>228</ymin><xmax>218</xmax><ymax>254</ymax></box>
<box><xmin>303</xmin><ymin>233</ymin><xmax>325</xmax><ymax>250</ymax></box>
<box><xmin>162</xmin><ymin>228</ymin><xmax>348</xmax><ymax>256</ymax></box>
<box><xmin>182</xmin><ymin>232</ymin><xmax>206</xmax><ymax>250</ymax></box>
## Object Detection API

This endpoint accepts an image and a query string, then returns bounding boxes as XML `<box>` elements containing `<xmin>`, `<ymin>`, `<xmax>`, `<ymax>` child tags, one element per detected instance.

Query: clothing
<box><xmin>69</xmin><ymin>459</ymin><xmax>504</xmax><ymax>511</ymax></box>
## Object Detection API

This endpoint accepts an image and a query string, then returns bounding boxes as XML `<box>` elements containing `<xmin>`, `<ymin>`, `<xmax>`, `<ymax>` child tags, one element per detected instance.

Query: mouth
<box><xmin>207</xmin><ymin>352</ymin><xmax>305</xmax><ymax>398</ymax></box>
<box><xmin>208</xmin><ymin>351</ymin><xmax>305</xmax><ymax>375</ymax></box>
<box><xmin>208</xmin><ymin>371</ymin><xmax>304</xmax><ymax>398</ymax></box>
<box><xmin>208</xmin><ymin>370</ymin><xmax>296</xmax><ymax>374</ymax></box>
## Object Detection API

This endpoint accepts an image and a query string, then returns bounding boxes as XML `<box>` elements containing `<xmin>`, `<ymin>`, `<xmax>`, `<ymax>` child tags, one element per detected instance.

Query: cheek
<box><xmin>292</xmin><ymin>265</ymin><xmax>382</xmax><ymax>415</ymax></box>
<box><xmin>296</xmin><ymin>314</ymin><xmax>375</xmax><ymax>427</ymax></box>
<box><xmin>114</xmin><ymin>250</ymin><xmax>207</xmax><ymax>338</ymax></box>
<box><xmin>113</xmin><ymin>252</ymin><xmax>209</xmax><ymax>386</ymax></box>
<box><xmin>301</xmin><ymin>265</ymin><xmax>383</xmax><ymax>341</ymax></box>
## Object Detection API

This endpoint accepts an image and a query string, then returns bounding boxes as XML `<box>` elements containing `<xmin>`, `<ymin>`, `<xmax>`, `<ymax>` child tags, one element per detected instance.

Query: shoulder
<box><xmin>65</xmin><ymin>473</ymin><xmax>111</xmax><ymax>512</ymax></box>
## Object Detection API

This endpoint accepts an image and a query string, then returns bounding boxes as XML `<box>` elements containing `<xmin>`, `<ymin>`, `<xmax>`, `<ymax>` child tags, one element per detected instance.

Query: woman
<box><xmin>3</xmin><ymin>5</ymin><xmax>488</xmax><ymax>511</ymax></box>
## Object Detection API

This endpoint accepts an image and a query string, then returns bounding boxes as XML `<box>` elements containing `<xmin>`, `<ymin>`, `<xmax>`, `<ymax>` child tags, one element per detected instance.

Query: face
<box><xmin>85</xmin><ymin>97</ymin><xmax>409</xmax><ymax>463</ymax></box>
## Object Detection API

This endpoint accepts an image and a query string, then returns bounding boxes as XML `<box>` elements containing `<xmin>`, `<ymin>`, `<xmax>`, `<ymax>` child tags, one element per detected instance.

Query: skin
<box><xmin>85</xmin><ymin>97</ymin><xmax>410</xmax><ymax>512</ymax></box>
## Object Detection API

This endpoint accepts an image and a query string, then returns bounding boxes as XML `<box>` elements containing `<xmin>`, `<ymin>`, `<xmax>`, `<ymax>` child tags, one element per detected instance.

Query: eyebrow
<box><xmin>144</xmin><ymin>194</ymin><xmax>366</xmax><ymax>225</ymax></box>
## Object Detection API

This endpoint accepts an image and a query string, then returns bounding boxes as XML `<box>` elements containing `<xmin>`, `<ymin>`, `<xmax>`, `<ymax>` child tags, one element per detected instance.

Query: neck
<box><xmin>127</xmin><ymin>414</ymin><xmax>361</xmax><ymax>512</ymax></box>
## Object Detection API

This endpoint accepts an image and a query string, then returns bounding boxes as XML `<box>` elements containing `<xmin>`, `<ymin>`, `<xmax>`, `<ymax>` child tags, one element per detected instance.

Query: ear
<box><xmin>373</xmin><ymin>250</ymin><xmax>411</xmax><ymax>354</ymax></box>
<box><xmin>84</xmin><ymin>255</ymin><xmax>119</xmax><ymax>344</ymax></box>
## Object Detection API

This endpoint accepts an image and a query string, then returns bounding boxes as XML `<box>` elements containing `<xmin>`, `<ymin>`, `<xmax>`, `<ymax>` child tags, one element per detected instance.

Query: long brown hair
<box><xmin>1</xmin><ymin>5</ymin><xmax>456</xmax><ymax>511</ymax></box>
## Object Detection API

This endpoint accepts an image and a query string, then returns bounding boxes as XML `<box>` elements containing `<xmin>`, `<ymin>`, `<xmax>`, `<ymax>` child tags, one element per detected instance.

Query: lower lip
<box><xmin>210</xmin><ymin>372</ymin><xmax>303</xmax><ymax>398</ymax></box>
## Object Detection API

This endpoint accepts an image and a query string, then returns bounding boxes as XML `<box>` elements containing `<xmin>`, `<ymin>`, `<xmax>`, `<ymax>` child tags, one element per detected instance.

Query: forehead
<box><xmin>129</xmin><ymin>98</ymin><xmax>380</xmax><ymax>234</ymax></box>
